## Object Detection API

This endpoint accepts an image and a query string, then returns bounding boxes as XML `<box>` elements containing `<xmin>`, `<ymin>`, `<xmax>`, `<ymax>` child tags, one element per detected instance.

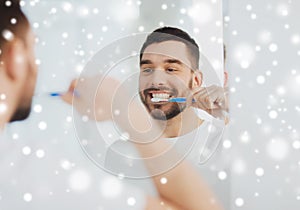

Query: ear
<box><xmin>192</xmin><ymin>70</ymin><xmax>202</xmax><ymax>88</ymax></box>
<box><xmin>3</xmin><ymin>39</ymin><xmax>27</xmax><ymax>82</ymax></box>
<box><xmin>223</xmin><ymin>71</ymin><xmax>228</xmax><ymax>87</ymax></box>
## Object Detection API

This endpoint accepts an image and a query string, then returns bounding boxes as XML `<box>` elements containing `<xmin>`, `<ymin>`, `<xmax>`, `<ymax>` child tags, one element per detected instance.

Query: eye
<box><xmin>166</xmin><ymin>68</ymin><xmax>177</xmax><ymax>72</ymax></box>
<box><xmin>142</xmin><ymin>68</ymin><xmax>153</xmax><ymax>73</ymax></box>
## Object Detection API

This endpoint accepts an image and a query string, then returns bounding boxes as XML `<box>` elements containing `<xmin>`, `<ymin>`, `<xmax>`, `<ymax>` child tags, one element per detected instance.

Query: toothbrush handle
<box><xmin>39</xmin><ymin>90</ymin><xmax>80</xmax><ymax>97</ymax></box>
<box><xmin>49</xmin><ymin>92</ymin><xmax>62</xmax><ymax>97</ymax></box>
<box><xmin>169</xmin><ymin>98</ymin><xmax>196</xmax><ymax>103</ymax></box>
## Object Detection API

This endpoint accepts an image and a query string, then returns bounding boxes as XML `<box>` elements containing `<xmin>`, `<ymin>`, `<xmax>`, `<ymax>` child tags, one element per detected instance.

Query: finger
<box><xmin>202</xmin><ymin>95</ymin><xmax>220</xmax><ymax>110</ymax></box>
<box><xmin>203</xmin><ymin>94</ymin><xmax>217</xmax><ymax>109</ymax></box>
<box><xmin>61</xmin><ymin>92</ymin><xmax>73</xmax><ymax>105</ymax></box>
<box><xmin>60</xmin><ymin>78</ymin><xmax>79</xmax><ymax>104</ymax></box>
<box><xmin>192</xmin><ymin>87</ymin><xmax>208</xmax><ymax>97</ymax></box>
<box><xmin>210</xmin><ymin>102</ymin><xmax>221</xmax><ymax>109</ymax></box>
<box><xmin>192</xmin><ymin>97</ymin><xmax>208</xmax><ymax>110</ymax></box>
<box><xmin>186</xmin><ymin>87</ymin><xmax>200</xmax><ymax>107</ymax></box>
<box><xmin>190</xmin><ymin>86</ymin><xmax>224</xmax><ymax>109</ymax></box>
<box><xmin>68</xmin><ymin>78</ymin><xmax>79</xmax><ymax>92</ymax></box>
<box><xmin>204</xmin><ymin>87</ymin><xmax>226</xmax><ymax>105</ymax></box>
<box><xmin>186</xmin><ymin>93</ymin><xmax>195</xmax><ymax>107</ymax></box>
<box><xmin>187</xmin><ymin>87</ymin><xmax>207</xmax><ymax>107</ymax></box>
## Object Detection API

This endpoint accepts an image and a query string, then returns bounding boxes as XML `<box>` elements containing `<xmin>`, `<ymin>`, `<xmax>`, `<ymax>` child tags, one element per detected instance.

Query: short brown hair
<box><xmin>140</xmin><ymin>27</ymin><xmax>200</xmax><ymax>70</ymax></box>
<box><xmin>0</xmin><ymin>0</ymin><xmax>30</xmax><ymax>50</ymax></box>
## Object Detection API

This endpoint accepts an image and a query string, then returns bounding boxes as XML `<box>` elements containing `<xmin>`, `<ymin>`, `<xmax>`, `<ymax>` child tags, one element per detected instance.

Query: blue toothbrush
<box><xmin>151</xmin><ymin>97</ymin><xmax>195</xmax><ymax>103</ymax></box>
<box><xmin>49</xmin><ymin>92</ymin><xmax>63</xmax><ymax>97</ymax></box>
<box><xmin>36</xmin><ymin>91</ymin><xmax>79</xmax><ymax>97</ymax></box>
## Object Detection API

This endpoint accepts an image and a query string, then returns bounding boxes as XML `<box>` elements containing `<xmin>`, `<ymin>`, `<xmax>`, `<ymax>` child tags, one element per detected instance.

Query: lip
<box><xmin>148</xmin><ymin>91</ymin><xmax>172</xmax><ymax>94</ymax></box>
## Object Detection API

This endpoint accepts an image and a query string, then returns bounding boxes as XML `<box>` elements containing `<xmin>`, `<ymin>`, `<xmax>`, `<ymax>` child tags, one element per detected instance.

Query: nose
<box><xmin>151</xmin><ymin>70</ymin><xmax>167</xmax><ymax>86</ymax></box>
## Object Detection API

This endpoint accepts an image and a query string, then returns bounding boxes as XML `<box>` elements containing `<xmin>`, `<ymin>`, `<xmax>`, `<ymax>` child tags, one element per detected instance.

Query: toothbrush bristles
<box><xmin>151</xmin><ymin>98</ymin><xmax>169</xmax><ymax>102</ymax></box>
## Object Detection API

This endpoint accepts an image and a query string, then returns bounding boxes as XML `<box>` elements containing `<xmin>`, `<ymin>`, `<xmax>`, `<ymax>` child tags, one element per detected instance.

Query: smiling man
<box><xmin>136</xmin><ymin>26</ymin><xmax>227</xmax><ymax>209</ymax></box>
<box><xmin>139</xmin><ymin>28</ymin><xmax>200</xmax><ymax>121</ymax></box>
<box><xmin>139</xmin><ymin>27</ymin><xmax>226</xmax><ymax>138</ymax></box>
<box><xmin>62</xmin><ymin>26</ymin><xmax>226</xmax><ymax>210</ymax></box>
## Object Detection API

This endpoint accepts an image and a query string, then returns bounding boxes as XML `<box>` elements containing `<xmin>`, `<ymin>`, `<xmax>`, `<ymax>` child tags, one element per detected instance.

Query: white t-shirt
<box><xmin>103</xmin><ymin>108</ymin><xmax>225</xmax><ymax>188</ymax></box>
<box><xmin>166</xmin><ymin>108</ymin><xmax>225</xmax><ymax>164</ymax></box>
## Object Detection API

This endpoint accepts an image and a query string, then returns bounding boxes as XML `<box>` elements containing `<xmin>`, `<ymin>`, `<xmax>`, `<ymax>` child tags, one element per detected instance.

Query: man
<box><xmin>137</xmin><ymin>26</ymin><xmax>228</xmax><ymax>206</ymax></box>
<box><xmin>0</xmin><ymin>0</ymin><xmax>37</xmax><ymax>130</ymax></box>
<box><xmin>0</xmin><ymin>2</ymin><xmax>222</xmax><ymax>210</ymax></box>
<box><xmin>63</xmin><ymin>27</ymin><xmax>226</xmax><ymax>210</ymax></box>
<box><xmin>0</xmin><ymin>2</ymin><xmax>167</xmax><ymax>209</ymax></box>
<box><xmin>139</xmin><ymin>27</ymin><xmax>227</xmax><ymax>138</ymax></box>
<box><xmin>138</xmin><ymin>27</ymin><xmax>228</xmax><ymax>164</ymax></box>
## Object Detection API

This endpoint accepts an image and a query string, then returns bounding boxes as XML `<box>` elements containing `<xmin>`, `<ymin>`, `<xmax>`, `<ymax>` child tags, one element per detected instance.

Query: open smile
<box><xmin>148</xmin><ymin>91</ymin><xmax>174</xmax><ymax>103</ymax></box>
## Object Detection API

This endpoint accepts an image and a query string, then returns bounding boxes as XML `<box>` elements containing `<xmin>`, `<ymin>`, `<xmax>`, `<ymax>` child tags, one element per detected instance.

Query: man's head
<box><xmin>139</xmin><ymin>27</ymin><xmax>202</xmax><ymax>121</ymax></box>
<box><xmin>0</xmin><ymin>0</ymin><xmax>37</xmax><ymax>125</ymax></box>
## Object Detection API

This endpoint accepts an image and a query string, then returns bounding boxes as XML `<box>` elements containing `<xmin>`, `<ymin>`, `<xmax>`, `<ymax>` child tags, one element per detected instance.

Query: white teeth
<box><xmin>151</xmin><ymin>98</ymin><xmax>168</xmax><ymax>102</ymax></box>
<box><xmin>152</xmin><ymin>93</ymin><xmax>170</xmax><ymax>99</ymax></box>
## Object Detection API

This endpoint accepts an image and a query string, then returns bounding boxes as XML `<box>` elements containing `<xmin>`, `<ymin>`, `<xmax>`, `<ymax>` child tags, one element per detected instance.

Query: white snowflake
<box><xmin>23</xmin><ymin>193</ymin><xmax>32</xmax><ymax>202</ymax></box>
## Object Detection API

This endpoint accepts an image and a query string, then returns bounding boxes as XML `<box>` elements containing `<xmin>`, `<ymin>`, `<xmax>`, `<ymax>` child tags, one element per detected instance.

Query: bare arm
<box><xmin>145</xmin><ymin>196</ymin><xmax>182</xmax><ymax>210</ymax></box>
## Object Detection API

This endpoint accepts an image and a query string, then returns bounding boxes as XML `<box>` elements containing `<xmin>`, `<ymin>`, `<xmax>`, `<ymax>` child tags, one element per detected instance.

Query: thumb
<box><xmin>61</xmin><ymin>79</ymin><xmax>78</xmax><ymax>105</ymax></box>
<box><xmin>186</xmin><ymin>86</ymin><xmax>202</xmax><ymax>107</ymax></box>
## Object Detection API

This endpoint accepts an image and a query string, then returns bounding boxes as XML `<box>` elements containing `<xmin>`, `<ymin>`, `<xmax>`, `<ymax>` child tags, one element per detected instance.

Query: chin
<box><xmin>10</xmin><ymin>106</ymin><xmax>32</xmax><ymax>122</ymax></box>
<box><xmin>10</xmin><ymin>91</ymin><xmax>34</xmax><ymax>122</ymax></box>
<box><xmin>150</xmin><ymin>109</ymin><xmax>168</xmax><ymax>121</ymax></box>
<box><xmin>150</xmin><ymin>104</ymin><xmax>185</xmax><ymax>121</ymax></box>
<box><xmin>140</xmin><ymin>93</ymin><xmax>185</xmax><ymax>120</ymax></box>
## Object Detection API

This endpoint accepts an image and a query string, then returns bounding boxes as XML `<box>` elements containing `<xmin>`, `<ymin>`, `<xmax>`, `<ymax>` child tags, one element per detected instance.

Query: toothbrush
<box><xmin>34</xmin><ymin>92</ymin><xmax>63</xmax><ymax>97</ymax></box>
<box><xmin>151</xmin><ymin>97</ymin><xmax>195</xmax><ymax>103</ymax></box>
<box><xmin>49</xmin><ymin>92</ymin><xmax>64</xmax><ymax>97</ymax></box>
<box><xmin>35</xmin><ymin>91</ymin><xmax>79</xmax><ymax>97</ymax></box>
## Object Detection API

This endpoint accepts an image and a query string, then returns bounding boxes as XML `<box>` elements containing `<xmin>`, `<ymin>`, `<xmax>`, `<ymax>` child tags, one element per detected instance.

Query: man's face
<box><xmin>139</xmin><ymin>40</ymin><xmax>200</xmax><ymax>120</ymax></box>
<box><xmin>10</xmin><ymin>28</ymin><xmax>38</xmax><ymax>122</ymax></box>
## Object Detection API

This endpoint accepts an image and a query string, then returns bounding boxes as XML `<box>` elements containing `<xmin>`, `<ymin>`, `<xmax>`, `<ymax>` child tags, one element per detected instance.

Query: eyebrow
<box><xmin>164</xmin><ymin>59</ymin><xmax>183</xmax><ymax>65</ymax></box>
<box><xmin>140</xmin><ymin>58</ymin><xmax>183</xmax><ymax>66</ymax></box>
<box><xmin>140</xmin><ymin>59</ymin><xmax>153</xmax><ymax>66</ymax></box>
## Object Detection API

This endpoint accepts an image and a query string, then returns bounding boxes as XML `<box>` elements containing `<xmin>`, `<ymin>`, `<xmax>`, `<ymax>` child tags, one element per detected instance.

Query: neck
<box><xmin>0</xmin><ymin>89</ymin><xmax>18</xmax><ymax>132</ymax></box>
<box><xmin>1</xmin><ymin>70</ymin><xmax>25</xmax><ymax>131</ymax></box>
<box><xmin>0</xmin><ymin>106</ymin><xmax>11</xmax><ymax>131</ymax></box>
<box><xmin>156</xmin><ymin>107</ymin><xmax>203</xmax><ymax>138</ymax></box>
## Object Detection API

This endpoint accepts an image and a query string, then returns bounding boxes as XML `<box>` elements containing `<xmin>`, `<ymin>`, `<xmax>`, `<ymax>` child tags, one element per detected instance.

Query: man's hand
<box><xmin>61</xmin><ymin>75</ymin><xmax>123</xmax><ymax>121</ymax></box>
<box><xmin>187</xmin><ymin>85</ymin><xmax>229</xmax><ymax>119</ymax></box>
